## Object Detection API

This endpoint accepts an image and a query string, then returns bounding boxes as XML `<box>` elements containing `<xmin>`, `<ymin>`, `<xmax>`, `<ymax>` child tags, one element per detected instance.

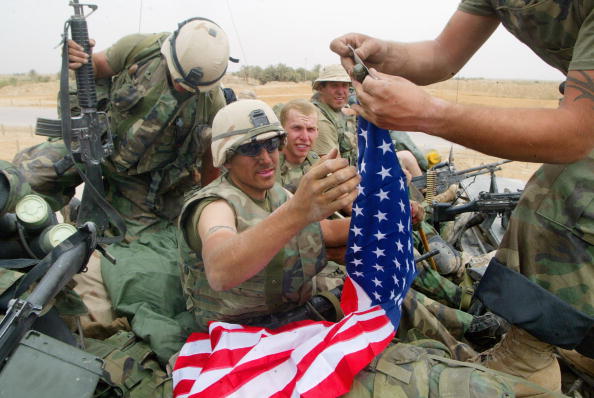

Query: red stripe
<box><xmin>341</xmin><ymin>277</ymin><xmax>359</xmax><ymax>315</ymax></box>
<box><xmin>185</xmin><ymin>332</ymin><xmax>210</xmax><ymax>343</ymax></box>
<box><xmin>174</xmin><ymin>352</ymin><xmax>210</xmax><ymax>370</ymax></box>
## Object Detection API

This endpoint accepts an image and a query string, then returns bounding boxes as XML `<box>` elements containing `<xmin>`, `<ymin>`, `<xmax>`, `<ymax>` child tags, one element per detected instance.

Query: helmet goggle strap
<box><xmin>169</xmin><ymin>17</ymin><xmax>237</xmax><ymax>91</ymax></box>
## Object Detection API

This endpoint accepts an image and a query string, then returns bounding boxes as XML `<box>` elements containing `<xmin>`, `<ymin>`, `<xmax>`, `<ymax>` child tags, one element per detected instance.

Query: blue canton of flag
<box><xmin>341</xmin><ymin>117</ymin><xmax>417</xmax><ymax>328</ymax></box>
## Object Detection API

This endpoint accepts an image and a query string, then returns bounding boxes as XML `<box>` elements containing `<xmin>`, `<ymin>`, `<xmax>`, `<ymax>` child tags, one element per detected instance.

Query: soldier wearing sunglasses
<box><xmin>177</xmin><ymin>99</ymin><xmax>360</xmax><ymax>332</ymax></box>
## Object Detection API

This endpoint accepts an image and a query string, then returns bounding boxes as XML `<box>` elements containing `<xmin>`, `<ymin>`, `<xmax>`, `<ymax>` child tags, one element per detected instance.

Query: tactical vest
<box><xmin>177</xmin><ymin>175</ymin><xmax>326</xmax><ymax>331</ymax></box>
<box><xmin>312</xmin><ymin>99</ymin><xmax>358</xmax><ymax>166</ymax></box>
<box><xmin>277</xmin><ymin>151</ymin><xmax>319</xmax><ymax>194</ymax></box>
<box><xmin>101</xmin><ymin>33</ymin><xmax>223</xmax><ymax>223</ymax></box>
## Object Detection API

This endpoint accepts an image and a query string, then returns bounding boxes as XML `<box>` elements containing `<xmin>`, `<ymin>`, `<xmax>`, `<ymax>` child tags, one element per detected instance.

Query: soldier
<box><xmin>13</xmin><ymin>17</ymin><xmax>230</xmax><ymax>364</ymax></box>
<box><xmin>311</xmin><ymin>64</ymin><xmax>359</xmax><ymax>166</ymax></box>
<box><xmin>331</xmin><ymin>1</ymin><xmax>594</xmax><ymax>395</ymax></box>
<box><xmin>277</xmin><ymin>98</ymin><xmax>321</xmax><ymax>194</ymax></box>
<box><xmin>177</xmin><ymin>99</ymin><xmax>359</xmax><ymax>331</ymax></box>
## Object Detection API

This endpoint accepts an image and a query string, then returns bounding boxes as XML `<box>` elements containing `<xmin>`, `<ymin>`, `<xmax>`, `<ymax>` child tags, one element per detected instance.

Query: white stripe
<box><xmin>227</xmin><ymin>358</ymin><xmax>298</xmax><ymax>398</ymax></box>
<box><xmin>172</xmin><ymin>366</ymin><xmax>203</xmax><ymax>391</ymax></box>
<box><xmin>335</xmin><ymin>306</ymin><xmax>386</xmax><ymax>335</ymax></box>
<box><xmin>178</xmin><ymin>338</ymin><xmax>211</xmax><ymax>357</ymax></box>
<box><xmin>296</xmin><ymin>320</ymin><xmax>395</xmax><ymax>393</ymax></box>
<box><xmin>349</xmin><ymin>277</ymin><xmax>373</xmax><ymax>309</ymax></box>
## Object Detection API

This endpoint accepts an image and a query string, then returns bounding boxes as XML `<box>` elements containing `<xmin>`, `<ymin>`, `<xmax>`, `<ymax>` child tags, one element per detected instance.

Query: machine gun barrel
<box><xmin>432</xmin><ymin>191</ymin><xmax>522</xmax><ymax>224</ymax></box>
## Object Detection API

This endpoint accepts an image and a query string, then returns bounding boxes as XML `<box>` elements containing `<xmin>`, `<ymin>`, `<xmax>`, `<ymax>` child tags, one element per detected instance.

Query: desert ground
<box><xmin>0</xmin><ymin>76</ymin><xmax>560</xmax><ymax>182</ymax></box>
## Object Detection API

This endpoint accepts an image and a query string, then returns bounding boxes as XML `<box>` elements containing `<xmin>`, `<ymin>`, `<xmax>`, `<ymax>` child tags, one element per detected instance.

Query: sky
<box><xmin>1</xmin><ymin>0</ymin><xmax>565</xmax><ymax>82</ymax></box>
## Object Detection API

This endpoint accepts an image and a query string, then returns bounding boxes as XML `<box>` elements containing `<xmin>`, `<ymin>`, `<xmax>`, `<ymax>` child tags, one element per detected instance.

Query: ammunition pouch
<box><xmin>476</xmin><ymin>258</ymin><xmax>594</xmax><ymax>358</ymax></box>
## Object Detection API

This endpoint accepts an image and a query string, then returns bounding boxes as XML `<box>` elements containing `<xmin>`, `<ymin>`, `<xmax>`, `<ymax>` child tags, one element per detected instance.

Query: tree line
<box><xmin>232</xmin><ymin>64</ymin><xmax>322</xmax><ymax>84</ymax></box>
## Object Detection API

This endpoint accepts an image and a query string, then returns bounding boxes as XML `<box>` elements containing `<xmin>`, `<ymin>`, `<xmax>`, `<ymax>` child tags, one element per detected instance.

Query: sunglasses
<box><xmin>234</xmin><ymin>137</ymin><xmax>282</xmax><ymax>157</ymax></box>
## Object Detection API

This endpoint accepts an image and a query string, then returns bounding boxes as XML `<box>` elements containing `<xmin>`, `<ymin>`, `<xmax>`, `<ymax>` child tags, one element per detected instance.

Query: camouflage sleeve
<box><xmin>104</xmin><ymin>33</ymin><xmax>152</xmax><ymax>74</ymax></box>
<box><xmin>0</xmin><ymin>159</ymin><xmax>31</xmax><ymax>215</ymax></box>
<box><xmin>570</xmin><ymin>7</ymin><xmax>594</xmax><ymax>70</ymax></box>
<box><xmin>206</xmin><ymin>87</ymin><xmax>227</xmax><ymax>126</ymax></box>
<box><xmin>457</xmin><ymin>0</ymin><xmax>496</xmax><ymax>16</ymax></box>
<box><xmin>12</xmin><ymin>140</ymin><xmax>82</xmax><ymax>211</ymax></box>
<box><xmin>312</xmin><ymin>112</ymin><xmax>339</xmax><ymax>156</ymax></box>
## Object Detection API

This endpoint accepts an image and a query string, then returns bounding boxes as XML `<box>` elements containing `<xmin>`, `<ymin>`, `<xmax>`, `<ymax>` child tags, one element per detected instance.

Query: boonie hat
<box><xmin>313</xmin><ymin>64</ymin><xmax>351</xmax><ymax>90</ymax></box>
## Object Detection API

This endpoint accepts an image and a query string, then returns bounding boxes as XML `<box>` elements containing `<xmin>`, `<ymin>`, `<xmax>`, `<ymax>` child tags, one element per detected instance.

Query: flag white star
<box><xmin>373</xmin><ymin>247</ymin><xmax>385</xmax><ymax>258</ymax></box>
<box><xmin>352</xmin><ymin>204</ymin><xmax>364</xmax><ymax>217</ymax></box>
<box><xmin>393</xmin><ymin>274</ymin><xmax>400</xmax><ymax>287</ymax></box>
<box><xmin>351</xmin><ymin>225</ymin><xmax>363</xmax><ymax>237</ymax></box>
<box><xmin>360</xmin><ymin>160</ymin><xmax>367</xmax><ymax>173</ymax></box>
<box><xmin>396</xmin><ymin>240</ymin><xmax>404</xmax><ymax>252</ymax></box>
<box><xmin>389</xmin><ymin>290</ymin><xmax>395</xmax><ymax>300</ymax></box>
<box><xmin>399</xmin><ymin>200</ymin><xmax>406</xmax><ymax>213</ymax></box>
<box><xmin>397</xmin><ymin>220</ymin><xmax>405</xmax><ymax>233</ymax></box>
<box><xmin>374</xmin><ymin>210</ymin><xmax>387</xmax><ymax>222</ymax></box>
<box><xmin>361</xmin><ymin>129</ymin><xmax>368</xmax><ymax>143</ymax></box>
<box><xmin>372</xmin><ymin>277</ymin><xmax>383</xmax><ymax>287</ymax></box>
<box><xmin>353</xmin><ymin>271</ymin><xmax>364</xmax><ymax>278</ymax></box>
<box><xmin>398</xmin><ymin>297</ymin><xmax>403</xmax><ymax>307</ymax></box>
<box><xmin>373</xmin><ymin>263</ymin><xmax>385</xmax><ymax>272</ymax></box>
<box><xmin>352</xmin><ymin>258</ymin><xmax>363</xmax><ymax>267</ymax></box>
<box><xmin>373</xmin><ymin>230</ymin><xmax>387</xmax><ymax>241</ymax></box>
<box><xmin>374</xmin><ymin>189</ymin><xmax>390</xmax><ymax>202</ymax></box>
<box><xmin>377</xmin><ymin>140</ymin><xmax>393</xmax><ymax>154</ymax></box>
<box><xmin>351</xmin><ymin>243</ymin><xmax>362</xmax><ymax>253</ymax></box>
<box><xmin>376</xmin><ymin>166</ymin><xmax>392</xmax><ymax>180</ymax></box>
<box><xmin>357</xmin><ymin>184</ymin><xmax>365</xmax><ymax>196</ymax></box>
<box><xmin>401</xmin><ymin>277</ymin><xmax>407</xmax><ymax>287</ymax></box>
<box><xmin>399</xmin><ymin>177</ymin><xmax>406</xmax><ymax>191</ymax></box>
<box><xmin>393</xmin><ymin>258</ymin><xmax>401</xmax><ymax>269</ymax></box>
<box><xmin>373</xmin><ymin>291</ymin><xmax>382</xmax><ymax>301</ymax></box>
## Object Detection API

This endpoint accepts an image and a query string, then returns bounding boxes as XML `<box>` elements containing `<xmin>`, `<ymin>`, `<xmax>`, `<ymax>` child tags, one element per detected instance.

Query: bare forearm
<box><xmin>203</xmin><ymin>203</ymin><xmax>307</xmax><ymax>290</ymax></box>
<box><xmin>428</xmin><ymin>99</ymin><xmax>592</xmax><ymax>163</ymax></box>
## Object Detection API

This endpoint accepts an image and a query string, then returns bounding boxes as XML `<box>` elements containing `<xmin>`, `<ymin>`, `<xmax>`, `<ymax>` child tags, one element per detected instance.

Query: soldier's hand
<box><xmin>68</xmin><ymin>39</ymin><xmax>95</xmax><ymax>70</ymax></box>
<box><xmin>290</xmin><ymin>149</ymin><xmax>360</xmax><ymax>224</ymax></box>
<box><xmin>330</xmin><ymin>33</ymin><xmax>389</xmax><ymax>78</ymax></box>
<box><xmin>411</xmin><ymin>200</ymin><xmax>425</xmax><ymax>225</ymax></box>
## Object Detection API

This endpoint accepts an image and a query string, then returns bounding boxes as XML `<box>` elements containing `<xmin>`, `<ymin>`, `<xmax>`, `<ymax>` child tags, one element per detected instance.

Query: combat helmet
<box><xmin>211</xmin><ymin>99</ymin><xmax>286</xmax><ymax>167</ymax></box>
<box><xmin>161</xmin><ymin>17</ymin><xmax>230</xmax><ymax>92</ymax></box>
<box><xmin>313</xmin><ymin>64</ymin><xmax>351</xmax><ymax>91</ymax></box>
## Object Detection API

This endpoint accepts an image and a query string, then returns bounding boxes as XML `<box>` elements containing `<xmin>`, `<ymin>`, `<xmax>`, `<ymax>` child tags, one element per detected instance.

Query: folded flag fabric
<box><xmin>172</xmin><ymin>117</ymin><xmax>415</xmax><ymax>398</ymax></box>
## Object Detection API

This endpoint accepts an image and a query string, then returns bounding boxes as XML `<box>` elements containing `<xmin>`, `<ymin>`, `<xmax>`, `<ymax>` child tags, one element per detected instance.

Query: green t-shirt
<box><xmin>458</xmin><ymin>0</ymin><xmax>594</xmax><ymax>74</ymax></box>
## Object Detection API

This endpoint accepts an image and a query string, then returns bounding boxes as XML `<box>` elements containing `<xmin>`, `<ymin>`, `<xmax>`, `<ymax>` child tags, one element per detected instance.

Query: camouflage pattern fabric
<box><xmin>413</xmin><ymin>260</ymin><xmax>465</xmax><ymax>309</ymax></box>
<box><xmin>84</xmin><ymin>331</ymin><xmax>173</xmax><ymax>398</ymax></box>
<box><xmin>495</xmin><ymin>151</ymin><xmax>594</xmax><ymax>317</ymax></box>
<box><xmin>12</xmin><ymin>33</ymin><xmax>225</xmax><ymax>364</ymax></box>
<box><xmin>311</xmin><ymin>98</ymin><xmax>358</xmax><ymax>166</ymax></box>
<box><xmin>0</xmin><ymin>159</ymin><xmax>31</xmax><ymax>216</ymax></box>
<box><xmin>399</xmin><ymin>289</ymin><xmax>477</xmax><ymax>361</ymax></box>
<box><xmin>178</xmin><ymin>175</ymin><xmax>326</xmax><ymax>332</ymax></box>
<box><xmin>276</xmin><ymin>151</ymin><xmax>320</xmax><ymax>194</ymax></box>
<box><xmin>344</xmin><ymin>340</ymin><xmax>514</xmax><ymax>398</ymax></box>
<box><xmin>458</xmin><ymin>0</ymin><xmax>594</xmax><ymax>75</ymax></box>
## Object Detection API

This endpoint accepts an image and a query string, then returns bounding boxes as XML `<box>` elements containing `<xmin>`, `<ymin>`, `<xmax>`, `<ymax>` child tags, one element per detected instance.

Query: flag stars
<box><xmin>393</xmin><ymin>258</ymin><xmax>401</xmax><ymax>269</ymax></box>
<box><xmin>351</xmin><ymin>243</ymin><xmax>362</xmax><ymax>253</ymax></box>
<box><xmin>351</xmin><ymin>258</ymin><xmax>363</xmax><ymax>267</ymax></box>
<box><xmin>373</xmin><ymin>230</ymin><xmax>387</xmax><ymax>241</ymax></box>
<box><xmin>352</xmin><ymin>204</ymin><xmax>364</xmax><ymax>217</ymax></box>
<box><xmin>393</xmin><ymin>274</ymin><xmax>400</xmax><ymax>287</ymax></box>
<box><xmin>357</xmin><ymin>185</ymin><xmax>365</xmax><ymax>196</ymax></box>
<box><xmin>353</xmin><ymin>271</ymin><xmax>364</xmax><ymax>278</ymax></box>
<box><xmin>372</xmin><ymin>291</ymin><xmax>382</xmax><ymax>301</ymax></box>
<box><xmin>396</xmin><ymin>240</ymin><xmax>404</xmax><ymax>252</ymax></box>
<box><xmin>399</xmin><ymin>200</ymin><xmax>406</xmax><ymax>213</ymax></box>
<box><xmin>377</xmin><ymin>140</ymin><xmax>393</xmax><ymax>155</ymax></box>
<box><xmin>374</xmin><ymin>210</ymin><xmax>387</xmax><ymax>222</ymax></box>
<box><xmin>397</xmin><ymin>220</ymin><xmax>405</xmax><ymax>233</ymax></box>
<box><xmin>360</xmin><ymin>129</ymin><xmax>368</xmax><ymax>143</ymax></box>
<box><xmin>372</xmin><ymin>264</ymin><xmax>385</xmax><ymax>272</ymax></box>
<box><xmin>399</xmin><ymin>177</ymin><xmax>406</xmax><ymax>191</ymax></box>
<box><xmin>376</xmin><ymin>167</ymin><xmax>392</xmax><ymax>181</ymax></box>
<box><xmin>373</xmin><ymin>247</ymin><xmax>385</xmax><ymax>258</ymax></box>
<box><xmin>372</xmin><ymin>277</ymin><xmax>382</xmax><ymax>287</ymax></box>
<box><xmin>351</xmin><ymin>225</ymin><xmax>363</xmax><ymax>237</ymax></box>
<box><xmin>374</xmin><ymin>189</ymin><xmax>390</xmax><ymax>202</ymax></box>
<box><xmin>359</xmin><ymin>160</ymin><xmax>367</xmax><ymax>174</ymax></box>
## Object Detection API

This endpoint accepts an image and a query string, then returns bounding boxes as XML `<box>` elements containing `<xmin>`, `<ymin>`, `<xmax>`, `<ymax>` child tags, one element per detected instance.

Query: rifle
<box><xmin>35</xmin><ymin>0</ymin><xmax>125</xmax><ymax>248</ymax></box>
<box><xmin>412</xmin><ymin>159</ymin><xmax>513</xmax><ymax>197</ymax></box>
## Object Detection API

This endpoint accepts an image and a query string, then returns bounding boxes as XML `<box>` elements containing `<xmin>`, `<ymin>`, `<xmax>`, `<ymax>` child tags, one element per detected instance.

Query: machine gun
<box><xmin>412</xmin><ymin>158</ymin><xmax>513</xmax><ymax>199</ymax></box>
<box><xmin>35</xmin><ymin>0</ymin><xmax>124</xmax><ymax>245</ymax></box>
<box><xmin>432</xmin><ymin>191</ymin><xmax>522</xmax><ymax>227</ymax></box>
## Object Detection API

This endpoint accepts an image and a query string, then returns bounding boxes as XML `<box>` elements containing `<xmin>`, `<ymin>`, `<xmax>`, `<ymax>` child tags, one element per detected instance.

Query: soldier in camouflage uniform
<box><xmin>332</xmin><ymin>1</ymin><xmax>594</xmax><ymax>394</ymax></box>
<box><xmin>13</xmin><ymin>18</ymin><xmax>230</xmax><ymax>364</ymax></box>
<box><xmin>311</xmin><ymin>64</ymin><xmax>359</xmax><ymax>166</ymax></box>
<box><xmin>177</xmin><ymin>99</ymin><xmax>360</xmax><ymax>331</ymax></box>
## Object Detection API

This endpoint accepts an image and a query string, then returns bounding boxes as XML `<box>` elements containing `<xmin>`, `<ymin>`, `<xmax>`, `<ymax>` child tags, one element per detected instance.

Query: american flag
<box><xmin>172</xmin><ymin>117</ymin><xmax>415</xmax><ymax>398</ymax></box>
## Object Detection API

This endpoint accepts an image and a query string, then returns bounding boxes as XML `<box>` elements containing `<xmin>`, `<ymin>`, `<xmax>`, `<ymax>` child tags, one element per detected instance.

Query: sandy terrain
<box><xmin>0</xmin><ymin>76</ymin><xmax>552</xmax><ymax>181</ymax></box>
